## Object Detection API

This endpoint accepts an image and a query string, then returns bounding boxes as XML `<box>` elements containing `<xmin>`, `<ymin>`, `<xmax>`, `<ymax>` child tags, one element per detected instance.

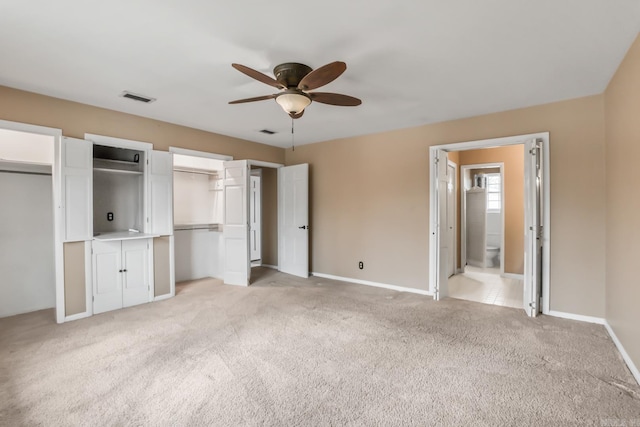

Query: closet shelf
<box><xmin>93</xmin><ymin>167</ymin><xmax>143</xmax><ymax>175</ymax></box>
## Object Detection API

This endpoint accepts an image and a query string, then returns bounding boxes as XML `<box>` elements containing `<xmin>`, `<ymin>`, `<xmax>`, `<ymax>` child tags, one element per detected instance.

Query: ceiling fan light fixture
<box><xmin>276</xmin><ymin>92</ymin><xmax>311</xmax><ymax>114</ymax></box>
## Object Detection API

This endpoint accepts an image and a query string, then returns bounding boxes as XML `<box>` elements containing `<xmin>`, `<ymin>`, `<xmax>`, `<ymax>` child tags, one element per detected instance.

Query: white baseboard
<box><xmin>153</xmin><ymin>294</ymin><xmax>173</xmax><ymax>302</ymax></box>
<box><xmin>251</xmin><ymin>260</ymin><xmax>262</xmax><ymax>267</ymax></box>
<box><xmin>604</xmin><ymin>321</ymin><xmax>640</xmax><ymax>386</ymax></box>
<box><xmin>311</xmin><ymin>272</ymin><xmax>432</xmax><ymax>296</ymax></box>
<box><xmin>547</xmin><ymin>310</ymin><xmax>606</xmax><ymax>324</ymax></box>
<box><xmin>501</xmin><ymin>273</ymin><xmax>525</xmax><ymax>280</ymax></box>
<box><xmin>64</xmin><ymin>311</ymin><xmax>91</xmax><ymax>322</ymax></box>
<box><xmin>261</xmin><ymin>264</ymin><xmax>278</xmax><ymax>270</ymax></box>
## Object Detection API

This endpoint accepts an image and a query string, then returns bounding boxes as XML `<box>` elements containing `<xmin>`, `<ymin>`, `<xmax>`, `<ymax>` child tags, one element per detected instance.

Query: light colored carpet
<box><xmin>1</xmin><ymin>268</ymin><xmax>638</xmax><ymax>426</ymax></box>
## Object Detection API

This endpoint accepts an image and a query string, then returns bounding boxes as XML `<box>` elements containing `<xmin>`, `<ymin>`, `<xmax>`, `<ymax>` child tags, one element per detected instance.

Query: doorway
<box><xmin>0</xmin><ymin>124</ymin><xmax>60</xmax><ymax>319</ymax></box>
<box><xmin>429</xmin><ymin>133</ymin><xmax>550</xmax><ymax>317</ymax></box>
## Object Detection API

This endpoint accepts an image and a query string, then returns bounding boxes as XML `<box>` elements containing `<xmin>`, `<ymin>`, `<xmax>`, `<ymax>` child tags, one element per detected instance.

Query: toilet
<box><xmin>485</xmin><ymin>246</ymin><xmax>500</xmax><ymax>268</ymax></box>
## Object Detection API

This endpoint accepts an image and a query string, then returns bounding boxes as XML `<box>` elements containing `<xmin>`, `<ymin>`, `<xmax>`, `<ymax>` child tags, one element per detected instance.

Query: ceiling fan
<box><xmin>229</xmin><ymin>61</ymin><xmax>362</xmax><ymax>119</ymax></box>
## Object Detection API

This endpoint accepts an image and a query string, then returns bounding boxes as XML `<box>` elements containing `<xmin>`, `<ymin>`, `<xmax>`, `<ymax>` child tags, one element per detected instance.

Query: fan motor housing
<box><xmin>273</xmin><ymin>63</ymin><xmax>312</xmax><ymax>88</ymax></box>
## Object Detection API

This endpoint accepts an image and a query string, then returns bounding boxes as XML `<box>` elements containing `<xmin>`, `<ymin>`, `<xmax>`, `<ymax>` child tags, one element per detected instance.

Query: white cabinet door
<box><xmin>92</xmin><ymin>240</ymin><xmax>122</xmax><ymax>314</ymax></box>
<box><xmin>149</xmin><ymin>150</ymin><xmax>173</xmax><ymax>236</ymax></box>
<box><xmin>223</xmin><ymin>160</ymin><xmax>250</xmax><ymax>286</ymax></box>
<box><xmin>122</xmin><ymin>239</ymin><xmax>150</xmax><ymax>308</ymax></box>
<box><xmin>62</xmin><ymin>137</ymin><xmax>92</xmax><ymax>242</ymax></box>
<box><xmin>278</xmin><ymin>164</ymin><xmax>309</xmax><ymax>278</ymax></box>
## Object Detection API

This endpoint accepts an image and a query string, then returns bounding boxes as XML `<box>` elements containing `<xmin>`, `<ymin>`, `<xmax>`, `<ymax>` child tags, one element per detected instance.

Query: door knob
<box><xmin>298</xmin><ymin>225</ymin><xmax>307</xmax><ymax>230</ymax></box>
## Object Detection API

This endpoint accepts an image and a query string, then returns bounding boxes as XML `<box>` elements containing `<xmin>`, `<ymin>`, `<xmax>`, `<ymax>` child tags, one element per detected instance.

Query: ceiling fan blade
<box><xmin>298</xmin><ymin>61</ymin><xmax>347</xmax><ymax>91</ymax></box>
<box><xmin>309</xmin><ymin>92</ymin><xmax>362</xmax><ymax>106</ymax></box>
<box><xmin>228</xmin><ymin>94</ymin><xmax>277</xmax><ymax>104</ymax></box>
<box><xmin>289</xmin><ymin>110</ymin><xmax>304</xmax><ymax>119</ymax></box>
<box><xmin>231</xmin><ymin>63</ymin><xmax>285</xmax><ymax>89</ymax></box>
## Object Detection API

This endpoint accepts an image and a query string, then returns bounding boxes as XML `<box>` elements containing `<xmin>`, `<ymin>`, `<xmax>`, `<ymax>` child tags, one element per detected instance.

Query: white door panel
<box><xmin>92</xmin><ymin>240</ymin><xmax>122</xmax><ymax>314</ymax></box>
<box><xmin>278</xmin><ymin>163</ymin><xmax>309</xmax><ymax>278</ymax></box>
<box><xmin>62</xmin><ymin>137</ymin><xmax>92</xmax><ymax>242</ymax></box>
<box><xmin>122</xmin><ymin>239</ymin><xmax>149</xmax><ymax>307</ymax></box>
<box><xmin>149</xmin><ymin>150</ymin><xmax>173</xmax><ymax>236</ymax></box>
<box><xmin>250</xmin><ymin>175</ymin><xmax>261</xmax><ymax>261</ymax></box>
<box><xmin>447</xmin><ymin>163</ymin><xmax>456</xmax><ymax>277</ymax></box>
<box><xmin>524</xmin><ymin>139</ymin><xmax>543</xmax><ymax>317</ymax></box>
<box><xmin>223</xmin><ymin>160</ymin><xmax>250</xmax><ymax>286</ymax></box>
<box><xmin>435</xmin><ymin>150</ymin><xmax>449</xmax><ymax>300</ymax></box>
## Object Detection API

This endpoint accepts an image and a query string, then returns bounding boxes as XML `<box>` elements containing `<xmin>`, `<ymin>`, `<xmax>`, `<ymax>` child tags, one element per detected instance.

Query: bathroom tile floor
<box><xmin>448</xmin><ymin>266</ymin><xmax>524</xmax><ymax>309</ymax></box>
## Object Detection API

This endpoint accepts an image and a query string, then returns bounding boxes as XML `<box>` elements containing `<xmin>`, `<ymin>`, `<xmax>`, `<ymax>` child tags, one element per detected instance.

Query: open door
<box><xmin>223</xmin><ymin>160</ymin><xmax>250</xmax><ymax>286</ymax></box>
<box><xmin>434</xmin><ymin>150</ymin><xmax>450</xmax><ymax>300</ymax></box>
<box><xmin>523</xmin><ymin>138</ymin><xmax>543</xmax><ymax>317</ymax></box>
<box><xmin>278</xmin><ymin>163</ymin><xmax>309</xmax><ymax>278</ymax></box>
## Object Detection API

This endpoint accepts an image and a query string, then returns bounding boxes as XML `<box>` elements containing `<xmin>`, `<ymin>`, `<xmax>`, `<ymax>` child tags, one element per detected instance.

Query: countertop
<box><xmin>93</xmin><ymin>231</ymin><xmax>160</xmax><ymax>241</ymax></box>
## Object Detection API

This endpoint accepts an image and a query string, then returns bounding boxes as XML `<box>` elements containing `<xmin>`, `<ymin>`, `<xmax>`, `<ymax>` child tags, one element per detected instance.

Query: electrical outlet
<box><xmin>107</xmin><ymin>212</ymin><xmax>114</xmax><ymax>221</ymax></box>
<box><xmin>358</xmin><ymin>261</ymin><xmax>364</xmax><ymax>270</ymax></box>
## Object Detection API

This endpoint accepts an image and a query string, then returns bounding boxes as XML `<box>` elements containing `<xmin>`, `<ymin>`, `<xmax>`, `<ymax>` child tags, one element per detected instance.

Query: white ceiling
<box><xmin>1</xmin><ymin>1</ymin><xmax>639</xmax><ymax>148</ymax></box>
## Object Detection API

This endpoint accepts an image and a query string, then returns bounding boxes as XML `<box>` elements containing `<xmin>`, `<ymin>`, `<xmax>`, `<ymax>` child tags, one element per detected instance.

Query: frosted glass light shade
<box><xmin>276</xmin><ymin>93</ymin><xmax>311</xmax><ymax>114</ymax></box>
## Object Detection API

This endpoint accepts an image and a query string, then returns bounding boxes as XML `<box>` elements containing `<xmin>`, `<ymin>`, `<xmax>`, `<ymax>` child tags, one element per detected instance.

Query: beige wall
<box><xmin>63</xmin><ymin>242</ymin><xmax>85</xmax><ymax>316</ymax></box>
<box><xmin>260</xmin><ymin>167</ymin><xmax>279</xmax><ymax>266</ymax></box>
<box><xmin>153</xmin><ymin>237</ymin><xmax>171</xmax><ymax>297</ymax></box>
<box><xmin>0</xmin><ymin>85</ymin><xmax>285</xmax><ymax>315</ymax></box>
<box><xmin>605</xmin><ymin>34</ymin><xmax>640</xmax><ymax>373</ymax></box>
<box><xmin>286</xmin><ymin>94</ymin><xmax>606</xmax><ymax>317</ymax></box>
<box><xmin>458</xmin><ymin>146</ymin><xmax>525</xmax><ymax>274</ymax></box>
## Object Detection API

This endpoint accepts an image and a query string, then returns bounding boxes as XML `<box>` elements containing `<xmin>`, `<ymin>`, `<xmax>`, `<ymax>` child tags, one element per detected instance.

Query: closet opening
<box><xmin>0</xmin><ymin>127</ymin><xmax>56</xmax><ymax>318</ymax></box>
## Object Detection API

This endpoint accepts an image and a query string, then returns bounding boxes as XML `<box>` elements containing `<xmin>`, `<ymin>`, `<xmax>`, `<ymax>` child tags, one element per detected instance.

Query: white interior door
<box><xmin>92</xmin><ymin>240</ymin><xmax>122</xmax><ymax>314</ymax></box>
<box><xmin>250</xmin><ymin>174</ymin><xmax>261</xmax><ymax>262</ymax></box>
<box><xmin>524</xmin><ymin>139</ymin><xmax>543</xmax><ymax>317</ymax></box>
<box><xmin>278</xmin><ymin>163</ymin><xmax>309</xmax><ymax>278</ymax></box>
<box><xmin>122</xmin><ymin>239</ymin><xmax>150</xmax><ymax>308</ymax></box>
<box><xmin>447</xmin><ymin>163</ymin><xmax>456</xmax><ymax>277</ymax></box>
<box><xmin>61</xmin><ymin>137</ymin><xmax>92</xmax><ymax>242</ymax></box>
<box><xmin>435</xmin><ymin>150</ymin><xmax>449</xmax><ymax>300</ymax></box>
<box><xmin>149</xmin><ymin>150</ymin><xmax>173</xmax><ymax>236</ymax></box>
<box><xmin>223</xmin><ymin>160</ymin><xmax>250</xmax><ymax>285</ymax></box>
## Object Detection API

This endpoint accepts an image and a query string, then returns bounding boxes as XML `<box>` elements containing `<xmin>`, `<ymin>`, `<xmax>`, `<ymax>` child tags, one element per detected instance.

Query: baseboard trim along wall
<box><xmin>64</xmin><ymin>311</ymin><xmax>91</xmax><ymax>322</ymax></box>
<box><xmin>262</xmin><ymin>264</ymin><xmax>278</xmax><ymax>270</ymax></box>
<box><xmin>153</xmin><ymin>294</ymin><xmax>173</xmax><ymax>302</ymax></box>
<box><xmin>501</xmin><ymin>273</ymin><xmax>525</xmax><ymax>280</ymax></box>
<box><xmin>604</xmin><ymin>321</ymin><xmax>640</xmax><ymax>386</ymax></box>
<box><xmin>547</xmin><ymin>310</ymin><xmax>639</xmax><ymax>386</ymax></box>
<box><xmin>547</xmin><ymin>310</ymin><xmax>606</xmax><ymax>325</ymax></box>
<box><xmin>311</xmin><ymin>272</ymin><xmax>432</xmax><ymax>297</ymax></box>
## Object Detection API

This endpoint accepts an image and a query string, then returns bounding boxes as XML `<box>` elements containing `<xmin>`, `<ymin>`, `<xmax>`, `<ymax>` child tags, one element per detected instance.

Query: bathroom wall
<box><xmin>457</xmin><ymin>145</ymin><xmax>524</xmax><ymax>274</ymax></box>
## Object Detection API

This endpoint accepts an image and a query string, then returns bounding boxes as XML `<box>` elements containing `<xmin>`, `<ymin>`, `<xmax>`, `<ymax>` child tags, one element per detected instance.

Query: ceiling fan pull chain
<box><xmin>291</xmin><ymin>117</ymin><xmax>295</xmax><ymax>151</ymax></box>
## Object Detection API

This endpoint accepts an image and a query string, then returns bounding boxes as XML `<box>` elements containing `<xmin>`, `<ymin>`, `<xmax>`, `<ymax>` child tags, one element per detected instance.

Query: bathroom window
<box><xmin>486</xmin><ymin>173</ymin><xmax>501</xmax><ymax>212</ymax></box>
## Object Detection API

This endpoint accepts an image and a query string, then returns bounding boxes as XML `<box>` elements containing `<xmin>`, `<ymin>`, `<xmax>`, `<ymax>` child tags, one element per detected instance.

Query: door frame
<box><xmin>460</xmin><ymin>162</ymin><xmax>505</xmax><ymax>275</ymax></box>
<box><xmin>0</xmin><ymin>119</ymin><xmax>64</xmax><ymax>322</ymax></box>
<box><xmin>429</xmin><ymin>132</ymin><xmax>551</xmax><ymax>314</ymax></box>
<box><xmin>446</xmin><ymin>160</ymin><xmax>457</xmax><ymax>276</ymax></box>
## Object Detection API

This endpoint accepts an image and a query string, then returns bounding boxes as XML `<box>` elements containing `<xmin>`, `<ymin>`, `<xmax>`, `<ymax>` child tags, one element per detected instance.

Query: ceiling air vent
<box><xmin>259</xmin><ymin>129</ymin><xmax>276</xmax><ymax>135</ymax></box>
<box><xmin>120</xmin><ymin>91</ymin><xmax>156</xmax><ymax>103</ymax></box>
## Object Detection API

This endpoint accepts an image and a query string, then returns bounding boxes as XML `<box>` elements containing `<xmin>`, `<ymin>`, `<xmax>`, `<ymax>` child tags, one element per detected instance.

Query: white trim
<box><xmin>262</xmin><ymin>264</ymin><xmax>278</xmax><ymax>270</ymax></box>
<box><xmin>546</xmin><ymin>310</ymin><xmax>605</xmax><ymax>324</ymax></box>
<box><xmin>0</xmin><ymin>119</ymin><xmax>65</xmax><ymax>323</ymax></box>
<box><xmin>447</xmin><ymin>159</ymin><xmax>458</xmax><ymax>276</ymax></box>
<box><xmin>168</xmin><ymin>146</ymin><xmax>233</xmax><ymax>161</ymax></box>
<box><xmin>501</xmin><ymin>273</ymin><xmax>524</xmax><ymax>280</ymax></box>
<box><xmin>84</xmin><ymin>133</ymin><xmax>153</xmax><ymax>150</ymax></box>
<box><xmin>604</xmin><ymin>321</ymin><xmax>640</xmax><ymax>385</ymax></box>
<box><xmin>153</xmin><ymin>294</ymin><xmax>173</xmax><ymax>302</ymax></box>
<box><xmin>84</xmin><ymin>241</ymin><xmax>93</xmax><ymax>317</ymax></box>
<box><xmin>64</xmin><ymin>312</ymin><xmax>92</xmax><ymax>322</ymax></box>
<box><xmin>429</xmin><ymin>132</ymin><xmax>550</xmax><ymax>316</ymax></box>
<box><xmin>248</xmin><ymin>160</ymin><xmax>284</xmax><ymax>168</ymax></box>
<box><xmin>312</xmin><ymin>272</ymin><xmax>432</xmax><ymax>296</ymax></box>
<box><xmin>251</xmin><ymin>260</ymin><xmax>262</xmax><ymax>267</ymax></box>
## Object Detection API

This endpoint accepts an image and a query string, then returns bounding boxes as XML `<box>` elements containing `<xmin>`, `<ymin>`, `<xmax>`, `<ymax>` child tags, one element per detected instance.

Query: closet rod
<box><xmin>0</xmin><ymin>169</ymin><xmax>51</xmax><ymax>177</ymax></box>
<box><xmin>173</xmin><ymin>168</ymin><xmax>219</xmax><ymax>176</ymax></box>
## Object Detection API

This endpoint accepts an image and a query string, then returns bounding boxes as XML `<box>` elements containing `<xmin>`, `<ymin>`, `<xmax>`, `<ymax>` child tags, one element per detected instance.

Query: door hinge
<box><xmin>529</xmin><ymin>148</ymin><xmax>537</xmax><ymax>155</ymax></box>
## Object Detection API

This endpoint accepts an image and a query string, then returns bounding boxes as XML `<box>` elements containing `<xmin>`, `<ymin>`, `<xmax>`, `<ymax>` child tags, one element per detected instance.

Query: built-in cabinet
<box><xmin>92</xmin><ymin>238</ymin><xmax>151</xmax><ymax>314</ymax></box>
<box><xmin>61</xmin><ymin>135</ymin><xmax>173</xmax><ymax>317</ymax></box>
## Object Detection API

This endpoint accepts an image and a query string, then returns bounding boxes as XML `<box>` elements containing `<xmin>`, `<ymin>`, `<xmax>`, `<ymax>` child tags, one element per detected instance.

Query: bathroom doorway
<box><xmin>429</xmin><ymin>133</ymin><xmax>550</xmax><ymax>317</ymax></box>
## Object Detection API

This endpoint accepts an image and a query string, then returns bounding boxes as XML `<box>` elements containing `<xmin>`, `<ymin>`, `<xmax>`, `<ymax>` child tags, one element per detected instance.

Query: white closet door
<box><xmin>61</xmin><ymin>137</ymin><xmax>92</xmax><ymax>242</ymax></box>
<box><xmin>524</xmin><ymin>139</ymin><xmax>543</xmax><ymax>317</ymax></box>
<box><xmin>149</xmin><ymin>150</ymin><xmax>173</xmax><ymax>236</ymax></box>
<box><xmin>122</xmin><ymin>239</ymin><xmax>150</xmax><ymax>308</ymax></box>
<box><xmin>92</xmin><ymin>240</ymin><xmax>122</xmax><ymax>314</ymax></box>
<box><xmin>278</xmin><ymin>163</ymin><xmax>309</xmax><ymax>278</ymax></box>
<box><xmin>223</xmin><ymin>160</ymin><xmax>250</xmax><ymax>286</ymax></box>
<box><xmin>435</xmin><ymin>150</ymin><xmax>449</xmax><ymax>300</ymax></box>
<box><xmin>250</xmin><ymin>174</ymin><xmax>261</xmax><ymax>262</ymax></box>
